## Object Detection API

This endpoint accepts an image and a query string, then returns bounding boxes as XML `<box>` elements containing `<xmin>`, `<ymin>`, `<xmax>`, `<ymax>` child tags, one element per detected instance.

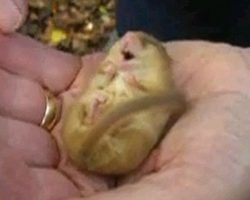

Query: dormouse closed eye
<box><xmin>122</xmin><ymin>50</ymin><xmax>135</xmax><ymax>61</ymax></box>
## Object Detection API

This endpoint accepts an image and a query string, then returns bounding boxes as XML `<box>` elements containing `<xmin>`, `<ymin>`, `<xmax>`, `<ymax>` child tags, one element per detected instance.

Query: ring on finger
<box><xmin>40</xmin><ymin>90</ymin><xmax>59</xmax><ymax>131</ymax></box>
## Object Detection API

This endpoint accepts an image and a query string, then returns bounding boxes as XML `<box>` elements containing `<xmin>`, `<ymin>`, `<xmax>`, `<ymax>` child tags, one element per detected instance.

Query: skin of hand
<box><xmin>1</xmin><ymin>1</ymin><xmax>250</xmax><ymax>200</ymax></box>
<box><xmin>0</xmin><ymin>1</ymin><xmax>104</xmax><ymax>199</ymax></box>
<box><xmin>0</xmin><ymin>0</ymin><xmax>28</xmax><ymax>33</ymax></box>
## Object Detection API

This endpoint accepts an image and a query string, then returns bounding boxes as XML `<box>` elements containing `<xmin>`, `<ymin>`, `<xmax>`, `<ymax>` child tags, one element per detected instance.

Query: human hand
<box><xmin>2</xmin><ymin>1</ymin><xmax>250</xmax><ymax>200</ymax></box>
<box><xmin>67</xmin><ymin>42</ymin><xmax>250</xmax><ymax>200</ymax></box>
<box><xmin>0</xmin><ymin>1</ymin><xmax>106</xmax><ymax>199</ymax></box>
<box><xmin>0</xmin><ymin>0</ymin><xmax>27</xmax><ymax>33</ymax></box>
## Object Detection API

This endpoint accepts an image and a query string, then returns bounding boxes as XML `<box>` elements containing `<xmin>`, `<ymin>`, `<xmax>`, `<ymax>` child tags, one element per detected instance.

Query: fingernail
<box><xmin>0</xmin><ymin>0</ymin><xmax>23</xmax><ymax>33</ymax></box>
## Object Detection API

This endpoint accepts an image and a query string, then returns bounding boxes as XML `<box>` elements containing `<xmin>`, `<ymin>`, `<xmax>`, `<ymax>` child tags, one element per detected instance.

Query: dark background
<box><xmin>117</xmin><ymin>0</ymin><xmax>250</xmax><ymax>46</ymax></box>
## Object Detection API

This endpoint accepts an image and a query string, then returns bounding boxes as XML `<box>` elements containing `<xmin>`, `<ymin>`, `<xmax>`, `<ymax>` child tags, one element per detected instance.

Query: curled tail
<box><xmin>81</xmin><ymin>92</ymin><xmax>186</xmax><ymax>154</ymax></box>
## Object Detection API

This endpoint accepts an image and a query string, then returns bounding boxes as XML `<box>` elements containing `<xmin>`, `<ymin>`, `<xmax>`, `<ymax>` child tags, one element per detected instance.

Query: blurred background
<box><xmin>18</xmin><ymin>0</ymin><xmax>116</xmax><ymax>55</ymax></box>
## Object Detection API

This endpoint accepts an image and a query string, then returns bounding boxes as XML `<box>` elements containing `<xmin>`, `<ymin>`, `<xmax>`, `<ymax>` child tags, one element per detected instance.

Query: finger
<box><xmin>0</xmin><ymin>145</ymin><xmax>79</xmax><ymax>200</ymax></box>
<box><xmin>164</xmin><ymin>40</ymin><xmax>219</xmax><ymax>88</ymax></box>
<box><xmin>0</xmin><ymin>68</ymin><xmax>48</xmax><ymax>124</ymax></box>
<box><xmin>0</xmin><ymin>144</ymin><xmax>40</xmax><ymax>200</ymax></box>
<box><xmin>0</xmin><ymin>116</ymin><xmax>59</xmax><ymax>167</ymax></box>
<box><xmin>0</xmin><ymin>33</ymin><xmax>81</xmax><ymax>93</ymax></box>
<box><xmin>165</xmin><ymin>41</ymin><xmax>250</xmax><ymax>101</ymax></box>
<box><xmin>31</xmin><ymin>168</ymin><xmax>80</xmax><ymax>200</ymax></box>
<box><xmin>0</xmin><ymin>0</ymin><xmax>28</xmax><ymax>33</ymax></box>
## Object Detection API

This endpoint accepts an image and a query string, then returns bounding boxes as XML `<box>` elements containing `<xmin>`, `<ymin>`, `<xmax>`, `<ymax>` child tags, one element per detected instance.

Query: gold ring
<box><xmin>40</xmin><ymin>90</ymin><xmax>59</xmax><ymax>131</ymax></box>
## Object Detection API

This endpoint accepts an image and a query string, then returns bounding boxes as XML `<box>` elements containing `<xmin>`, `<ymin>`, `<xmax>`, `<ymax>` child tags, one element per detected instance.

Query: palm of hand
<box><xmin>84</xmin><ymin>42</ymin><xmax>250</xmax><ymax>200</ymax></box>
<box><xmin>1</xmin><ymin>33</ymin><xmax>250</xmax><ymax>200</ymax></box>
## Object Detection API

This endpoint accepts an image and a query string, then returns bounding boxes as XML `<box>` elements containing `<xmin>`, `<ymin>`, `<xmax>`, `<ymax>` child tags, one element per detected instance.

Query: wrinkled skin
<box><xmin>1</xmin><ymin>0</ymin><xmax>250</xmax><ymax>200</ymax></box>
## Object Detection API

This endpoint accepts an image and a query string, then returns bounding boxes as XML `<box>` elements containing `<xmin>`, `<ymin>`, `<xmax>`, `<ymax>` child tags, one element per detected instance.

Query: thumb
<box><xmin>0</xmin><ymin>0</ymin><xmax>28</xmax><ymax>33</ymax></box>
